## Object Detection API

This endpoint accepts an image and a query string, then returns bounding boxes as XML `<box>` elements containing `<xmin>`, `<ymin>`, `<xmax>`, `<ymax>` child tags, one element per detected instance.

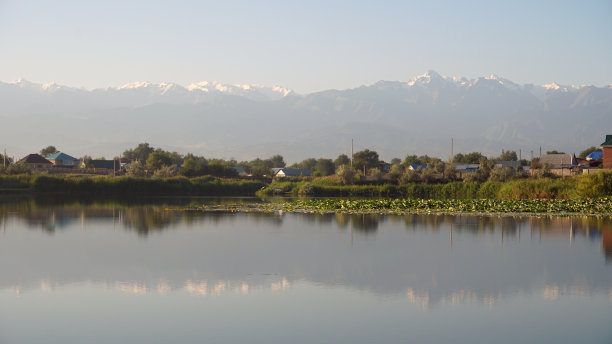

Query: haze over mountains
<box><xmin>1</xmin><ymin>71</ymin><xmax>610</xmax><ymax>163</ymax></box>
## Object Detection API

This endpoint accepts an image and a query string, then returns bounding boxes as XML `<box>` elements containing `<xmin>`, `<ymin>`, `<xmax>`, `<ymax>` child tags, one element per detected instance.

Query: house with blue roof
<box><xmin>46</xmin><ymin>152</ymin><xmax>78</xmax><ymax>168</ymax></box>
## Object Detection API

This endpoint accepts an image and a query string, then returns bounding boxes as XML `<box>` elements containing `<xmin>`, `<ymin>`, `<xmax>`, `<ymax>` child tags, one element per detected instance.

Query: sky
<box><xmin>0</xmin><ymin>0</ymin><xmax>611</xmax><ymax>93</ymax></box>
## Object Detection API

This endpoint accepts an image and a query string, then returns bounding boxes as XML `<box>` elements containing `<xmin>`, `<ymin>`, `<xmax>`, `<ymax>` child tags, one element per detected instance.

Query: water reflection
<box><xmin>1</xmin><ymin>196</ymin><xmax>611</xmax><ymax>309</ymax></box>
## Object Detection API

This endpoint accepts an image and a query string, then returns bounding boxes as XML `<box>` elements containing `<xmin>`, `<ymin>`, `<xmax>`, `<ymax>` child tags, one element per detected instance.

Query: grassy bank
<box><xmin>0</xmin><ymin>174</ymin><xmax>266</xmax><ymax>196</ymax></box>
<box><xmin>258</xmin><ymin>171</ymin><xmax>612</xmax><ymax>199</ymax></box>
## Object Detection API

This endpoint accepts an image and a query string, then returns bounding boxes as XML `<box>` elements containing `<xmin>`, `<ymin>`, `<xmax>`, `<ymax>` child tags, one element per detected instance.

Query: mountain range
<box><xmin>1</xmin><ymin>70</ymin><xmax>611</xmax><ymax>163</ymax></box>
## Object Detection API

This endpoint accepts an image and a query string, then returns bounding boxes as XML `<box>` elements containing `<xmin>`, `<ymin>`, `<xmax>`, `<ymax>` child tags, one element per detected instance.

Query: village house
<box><xmin>407</xmin><ymin>164</ymin><xmax>427</xmax><ymax>171</ymax></box>
<box><xmin>46</xmin><ymin>152</ymin><xmax>78</xmax><ymax>168</ymax></box>
<box><xmin>232</xmin><ymin>166</ymin><xmax>249</xmax><ymax>177</ymax></box>
<box><xmin>80</xmin><ymin>159</ymin><xmax>122</xmax><ymax>173</ymax></box>
<box><xmin>273</xmin><ymin>168</ymin><xmax>312</xmax><ymax>177</ymax></box>
<box><xmin>538</xmin><ymin>153</ymin><xmax>577</xmax><ymax>176</ymax></box>
<box><xmin>454</xmin><ymin>164</ymin><xmax>479</xmax><ymax>179</ymax></box>
<box><xmin>601</xmin><ymin>134</ymin><xmax>612</xmax><ymax>169</ymax></box>
<box><xmin>18</xmin><ymin>154</ymin><xmax>53</xmax><ymax>170</ymax></box>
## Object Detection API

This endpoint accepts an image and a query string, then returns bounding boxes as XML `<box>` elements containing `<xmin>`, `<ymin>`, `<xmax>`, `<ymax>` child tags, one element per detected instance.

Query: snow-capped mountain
<box><xmin>0</xmin><ymin>72</ymin><xmax>610</xmax><ymax>162</ymax></box>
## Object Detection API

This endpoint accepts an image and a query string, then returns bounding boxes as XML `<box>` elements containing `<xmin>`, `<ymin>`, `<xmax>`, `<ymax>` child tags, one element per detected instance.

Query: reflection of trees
<box><xmin>121</xmin><ymin>207</ymin><xmax>182</xmax><ymax>235</ymax></box>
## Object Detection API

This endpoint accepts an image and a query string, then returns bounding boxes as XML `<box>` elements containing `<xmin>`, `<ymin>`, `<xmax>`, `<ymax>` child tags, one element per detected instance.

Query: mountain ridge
<box><xmin>1</xmin><ymin>71</ymin><xmax>610</xmax><ymax>163</ymax></box>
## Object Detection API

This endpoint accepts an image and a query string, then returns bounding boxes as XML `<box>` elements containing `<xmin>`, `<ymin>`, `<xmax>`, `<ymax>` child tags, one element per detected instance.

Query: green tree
<box><xmin>268</xmin><ymin>155</ymin><xmax>286</xmax><ymax>168</ymax></box>
<box><xmin>454</xmin><ymin>152</ymin><xmax>485</xmax><ymax>164</ymax></box>
<box><xmin>40</xmin><ymin>146</ymin><xmax>58</xmax><ymax>157</ymax></box>
<box><xmin>180</xmin><ymin>156</ymin><xmax>208</xmax><ymax>177</ymax></box>
<box><xmin>388</xmin><ymin>164</ymin><xmax>404</xmax><ymax>182</ymax></box>
<box><xmin>314</xmin><ymin>158</ymin><xmax>335</xmax><ymax>176</ymax></box>
<box><xmin>334</xmin><ymin>154</ymin><xmax>350</xmax><ymax>167</ymax></box>
<box><xmin>297</xmin><ymin>158</ymin><xmax>317</xmax><ymax>171</ymax></box>
<box><xmin>125</xmin><ymin>161</ymin><xmax>145</xmax><ymax>177</ymax></box>
<box><xmin>353</xmin><ymin>149</ymin><xmax>379</xmax><ymax>171</ymax></box>
<box><xmin>146</xmin><ymin>150</ymin><xmax>174</xmax><ymax>171</ymax></box>
<box><xmin>80</xmin><ymin>155</ymin><xmax>93</xmax><ymax>168</ymax></box>
<box><xmin>368</xmin><ymin>167</ymin><xmax>383</xmax><ymax>181</ymax></box>
<box><xmin>488</xmin><ymin>166</ymin><xmax>515</xmax><ymax>182</ymax></box>
<box><xmin>496</xmin><ymin>150</ymin><xmax>518</xmax><ymax>161</ymax></box>
<box><xmin>546</xmin><ymin>150</ymin><xmax>565</xmax><ymax>155</ymax></box>
<box><xmin>336</xmin><ymin>164</ymin><xmax>356</xmax><ymax>185</ymax></box>
<box><xmin>399</xmin><ymin>169</ymin><xmax>421</xmax><ymax>184</ymax></box>
<box><xmin>153</xmin><ymin>164</ymin><xmax>177</xmax><ymax>178</ymax></box>
<box><xmin>123</xmin><ymin>143</ymin><xmax>155</xmax><ymax>163</ymax></box>
<box><xmin>402</xmin><ymin>155</ymin><xmax>431</xmax><ymax>167</ymax></box>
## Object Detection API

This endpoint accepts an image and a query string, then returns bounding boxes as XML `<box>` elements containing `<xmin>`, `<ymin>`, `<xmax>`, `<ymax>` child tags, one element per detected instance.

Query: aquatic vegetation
<box><xmin>278</xmin><ymin>198</ymin><xmax>612</xmax><ymax>215</ymax></box>
<box><xmin>197</xmin><ymin>198</ymin><xmax>612</xmax><ymax>216</ymax></box>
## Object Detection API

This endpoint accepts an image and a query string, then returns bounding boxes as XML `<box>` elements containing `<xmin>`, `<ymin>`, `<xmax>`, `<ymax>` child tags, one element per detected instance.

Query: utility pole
<box><xmin>519</xmin><ymin>149</ymin><xmax>522</xmax><ymax>160</ymax></box>
<box><xmin>351</xmin><ymin>139</ymin><xmax>354</xmax><ymax>168</ymax></box>
<box><xmin>450</xmin><ymin>138</ymin><xmax>454</xmax><ymax>163</ymax></box>
<box><xmin>2</xmin><ymin>149</ymin><xmax>6</xmax><ymax>168</ymax></box>
<box><xmin>539</xmin><ymin>146</ymin><xmax>542</xmax><ymax>157</ymax></box>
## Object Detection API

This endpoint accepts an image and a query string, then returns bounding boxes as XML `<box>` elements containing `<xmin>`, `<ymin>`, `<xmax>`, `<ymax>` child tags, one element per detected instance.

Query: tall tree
<box><xmin>334</xmin><ymin>154</ymin><xmax>350</xmax><ymax>167</ymax></box>
<box><xmin>314</xmin><ymin>158</ymin><xmax>335</xmax><ymax>176</ymax></box>
<box><xmin>268</xmin><ymin>155</ymin><xmax>286</xmax><ymax>168</ymax></box>
<box><xmin>40</xmin><ymin>146</ymin><xmax>58</xmax><ymax>157</ymax></box>
<box><xmin>123</xmin><ymin>143</ymin><xmax>155</xmax><ymax>162</ymax></box>
<box><xmin>353</xmin><ymin>149</ymin><xmax>379</xmax><ymax>171</ymax></box>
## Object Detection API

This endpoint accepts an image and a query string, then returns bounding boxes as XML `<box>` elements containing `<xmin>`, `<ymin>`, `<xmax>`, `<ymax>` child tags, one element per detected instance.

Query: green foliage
<box><xmin>488</xmin><ymin>166</ymin><xmax>515</xmax><ymax>182</ymax></box>
<box><xmin>546</xmin><ymin>150</ymin><xmax>565</xmax><ymax>155</ymax></box>
<box><xmin>402</xmin><ymin>155</ymin><xmax>432</xmax><ymax>166</ymax></box>
<box><xmin>146</xmin><ymin>150</ymin><xmax>175</xmax><ymax>171</ymax></box>
<box><xmin>334</xmin><ymin>154</ymin><xmax>350</xmax><ymax>167</ymax></box>
<box><xmin>454</xmin><ymin>152</ymin><xmax>485</xmax><ymax>164</ymax></box>
<box><xmin>314</xmin><ymin>158</ymin><xmax>335</xmax><ymax>176</ymax></box>
<box><xmin>27</xmin><ymin>175</ymin><xmax>265</xmax><ymax>195</ymax></box>
<box><xmin>123</xmin><ymin>143</ymin><xmax>155</xmax><ymax>163</ymax></box>
<box><xmin>153</xmin><ymin>165</ymin><xmax>177</xmax><ymax>178</ymax></box>
<box><xmin>495</xmin><ymin>150</ymin><xmax>518</xmax><ymax>161</ymax></box>
<box><xmin>268</xmin><ymin>155</ymin><xmax>286</xmax><ymax>168</ymax></box>
<box><xmin>0</xmin><ymin>174</ymin><xmax>32</xmax><ymax>189</ymax></box>
<box><xmin>0</xmin><ymin>162</ymin><xmax>31</xmax><ymax>175</ymax></box>
<box><xmin>353</xmin><ymin>149</ymin><xmax>379</xmax><ymax>171</ymax></box>
<box><xmin>336</xmin><ymin>164</ymin><xmax>356</xmax><ymax>185</ymax></box>
<box><xmin>388</xmin><ymin>164</ymin><xmax>404</xmax><ymax>182</ymax></box>
<box><xmin>576</xmin><ymin>171</ymin><xmax>612</xmax><ymax>197</ymax></box>
<box><xmin>40</xmin><ymin>146</ymin><xmax>58</xmax><ymax>157</ymax></box>
<box><xmin>125</xmin><ymin>161</ymin><xmax>146</xmax><ymax>177</ymax></box>
<box><xmin>496</xmin><ymin>179</ymin><xmax>576</xmax><ymax>199</ymax></box>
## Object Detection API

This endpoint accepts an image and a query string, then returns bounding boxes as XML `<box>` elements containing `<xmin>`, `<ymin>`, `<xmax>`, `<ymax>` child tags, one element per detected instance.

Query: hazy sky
<box><xmin>1</xmin><ymin>0</ymin><xmax>610</xmax><ymax>93</ymax></box>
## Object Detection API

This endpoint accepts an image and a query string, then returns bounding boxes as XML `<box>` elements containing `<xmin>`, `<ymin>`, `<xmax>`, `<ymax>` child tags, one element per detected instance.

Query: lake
<box><xmin>1</xmin><ymin>196</ymin><xmax>611</xmax><ymax>343</ymax></box>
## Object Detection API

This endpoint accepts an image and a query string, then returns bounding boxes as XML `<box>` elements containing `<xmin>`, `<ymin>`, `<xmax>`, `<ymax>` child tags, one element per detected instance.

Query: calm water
<box><xmin>1</xmin><ymin>196</ymin><xmax>611</xmax><ymax>344</ymax></box>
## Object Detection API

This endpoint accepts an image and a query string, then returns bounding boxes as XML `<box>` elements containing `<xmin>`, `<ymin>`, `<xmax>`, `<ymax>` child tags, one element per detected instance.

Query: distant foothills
<box><xmin>1</xmin><ymin>71</ymin><xmax>611</xmax><ymax>162</ymax></box>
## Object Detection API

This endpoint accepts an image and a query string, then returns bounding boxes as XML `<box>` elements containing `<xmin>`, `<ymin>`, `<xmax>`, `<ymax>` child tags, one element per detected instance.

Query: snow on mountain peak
<box><xmin>118</xmin><ymin>81</ymin><xmax>152</xmax><ymax>90</ymax></box>
<box><xmin>408</xmin><ymin>70</ymin><xmax>447</xmax><ymax>86</ymax></box>
<box><xmin>10</xmin><ymin>77</ymin><xmax>38</xmax><ymax>88</ymax></box>
<box><xmin>543</xmin><ymin>82</ymin><xmax>561</xmax><ymax>90</ymax></box>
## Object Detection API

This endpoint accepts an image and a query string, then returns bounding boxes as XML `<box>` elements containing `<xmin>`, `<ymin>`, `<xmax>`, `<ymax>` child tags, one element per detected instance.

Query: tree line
<box><xmin>0</xmin><ymin>143</ymin><xmax>603</xmax><ymax>182</ymax></box>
